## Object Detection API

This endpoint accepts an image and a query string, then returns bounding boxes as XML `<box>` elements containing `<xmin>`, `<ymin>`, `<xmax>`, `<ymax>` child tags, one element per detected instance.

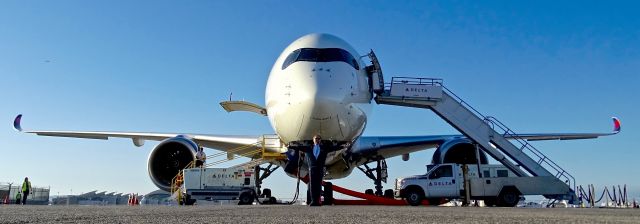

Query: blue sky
<box><xmin>1</xmin><ymin>1</ymin><xmax>638</xmax><ymax>200</ymax></box>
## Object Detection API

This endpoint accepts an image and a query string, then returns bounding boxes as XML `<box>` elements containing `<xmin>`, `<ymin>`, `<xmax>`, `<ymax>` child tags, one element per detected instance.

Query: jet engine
<box><xmin>431</xmin><ymin>138</ymin><xmax>488</xmax><ymax>165</ymax></box>
<box><xmin>147</xmin><ymin>136</ymin><xmax>198</xmax><ymax>191</ymax></box>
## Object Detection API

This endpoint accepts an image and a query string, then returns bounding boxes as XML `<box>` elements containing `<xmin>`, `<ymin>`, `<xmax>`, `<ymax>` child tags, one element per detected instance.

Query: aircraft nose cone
<box><xmin>305</xmin><ymin>69</ymin><xmax>346</xmax><ymax>119</ymax></box>
<box><xmin>308</xmin><ymin>96</ymin><xmax>335</xmax><ymax>120</ymax></box>
<box><xmin>286</xmin><ymin>67</ymin><xmax>350</xmax><ymax>139</ymax></box>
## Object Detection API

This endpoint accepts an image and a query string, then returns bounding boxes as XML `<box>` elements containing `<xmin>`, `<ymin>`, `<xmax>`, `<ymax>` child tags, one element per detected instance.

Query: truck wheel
<box><xmin>405</xmin><ymin>189</ymin><xmax>424</xmax><ymax>206</ymax></box>
<box><xmin>365</xmin><ymin>189</ymin><xmax>374</xmax><ymax>195</ymax></box>
<box><xmin>497</xmin><ymin>189</ymin><xmax>519</xmax><ymax>207</ymax></box>
<box><xmin>238</xmin><ymin>191</ymin><xmax>254</xmax><ymax>205</ymax></box>
<box><xmin>384</xmin><ymin>189</ymin><xmax>394</xmax><ymax>199</ymax></box>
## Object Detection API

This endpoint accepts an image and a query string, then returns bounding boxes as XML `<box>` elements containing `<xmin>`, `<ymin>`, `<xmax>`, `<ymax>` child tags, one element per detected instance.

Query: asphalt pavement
<box><xmin>1</xmin><ymin>205</ymin><xmax>638</xmax><ymax>224</ymax></box>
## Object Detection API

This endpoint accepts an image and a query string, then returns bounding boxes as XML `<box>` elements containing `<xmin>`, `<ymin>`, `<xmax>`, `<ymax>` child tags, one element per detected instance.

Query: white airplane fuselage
<box><xmin>265</xmin><ymin>33</ymin><xmax>372</xmax><ymax>145</ymax></box>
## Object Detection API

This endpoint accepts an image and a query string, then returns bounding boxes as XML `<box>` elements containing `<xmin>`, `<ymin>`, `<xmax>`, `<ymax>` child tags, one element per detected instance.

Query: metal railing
<box><xmin>169</xmin><ymin>141</ymin><xmax>262</xmax><ymax>200</ymax></box>
<box><xmin>169</xmin><ymin>137</ymin><xmax>286</xmax><ymax>201</ymax></box>
<box><xmin>483</xmin><ymin>116</ymin><xmax>576</xmax><ymax>191</ymax></box>
<box><xmin>382</xmin><ymin>77</ymin><xmax>575</xmax><ymax>192</ymax></box>
<box><xmin>204</xmin><ymin>142</ymin><xmax>261</xmax><ymax>162</ymax></box>
<box><xmin>385</xmin><ymin>77</ymin><xmax>443</xmax><ymax>91</ymax></box>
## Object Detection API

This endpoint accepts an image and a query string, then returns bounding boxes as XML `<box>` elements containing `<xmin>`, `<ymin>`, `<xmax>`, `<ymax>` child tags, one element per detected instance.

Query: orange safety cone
<box><xmin>127</xmin><ymin>194</ymin><xmax>132</xmax><ymax>206</ymax></box>
<box><xmin>133</xmin><ymin>194</ymin><xmax>138</xmax><ymax>205</ymax></box>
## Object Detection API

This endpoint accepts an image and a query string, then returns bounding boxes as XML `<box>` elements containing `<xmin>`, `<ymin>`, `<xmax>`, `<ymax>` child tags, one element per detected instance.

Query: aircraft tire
<box><xmin>262</xmin><ymin>188</ymin><xmax>272</xmax><ymax>198</ymax></box>
<box><xmin>384</xmin><ymin>189</ymin><xmax>394</xmax><ymax>198</ymax></box>
<box><xmin>365</xmin><ymin>189</ymin><xmax>374</xmax><ymax>195</ymax></box>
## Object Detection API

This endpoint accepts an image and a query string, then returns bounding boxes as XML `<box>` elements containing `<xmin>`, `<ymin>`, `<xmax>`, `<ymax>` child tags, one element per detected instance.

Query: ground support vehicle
<box><xmin>182</xmin><ymin>167</ymin><xmax>262</xmax><ymax>205</ymax></box>
<box><xmin>395</xmin><ymin>163</ymin><xmax>574</xmax><ymax>207</ymax></box>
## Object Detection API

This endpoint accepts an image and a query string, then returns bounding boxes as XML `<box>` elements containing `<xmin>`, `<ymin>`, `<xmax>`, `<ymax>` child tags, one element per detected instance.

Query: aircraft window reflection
<box><xmin>429</xmin><ymin>165</ymin><xmax>453</xmax><ymax>179</ymax></box>
<box><xmin>282</xmin><ymin>48</ymin><xmax>359</xmax><ymax>70</ymax></box>
<box><xmin>281</xmin><ymin>49</ymin><xmax>300</xmax><ymax>70</ymax></box>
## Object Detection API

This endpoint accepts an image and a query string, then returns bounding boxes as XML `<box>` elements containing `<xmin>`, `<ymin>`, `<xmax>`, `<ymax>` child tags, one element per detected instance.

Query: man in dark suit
<box><xmin>289</xmin><ymin>134</ymin><xmax>339</xmax><ymax>206</ymax></box>
<box><xmin>306</xmin><ymin>135</ymin><xmax>326</xmax><ymax>206</ymax></box>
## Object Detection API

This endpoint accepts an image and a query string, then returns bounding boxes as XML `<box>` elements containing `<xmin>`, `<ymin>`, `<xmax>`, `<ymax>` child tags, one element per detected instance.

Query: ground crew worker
<box><xmin>21</xmin><ymin>177</ymin><xmax>31</xmax><ymax>205</ymax></box>
<box><xmin>15</xmin><ymin>191</ymin><xmax>21</xmax><ymax>204</ymax></box>
<box><xmin>195</xmin><ymin>147</ymin><xmax>206</xmax><ymax>167</ymax></box>
<box><xmin>176</xmin><ymin>172</ymin><xmax>184</xmax><ymax>186</ymax></box>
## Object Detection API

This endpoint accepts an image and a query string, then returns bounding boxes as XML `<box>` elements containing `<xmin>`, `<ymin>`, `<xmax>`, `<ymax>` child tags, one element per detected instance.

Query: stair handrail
<box><xmin>169</xmin><ymin>141</ymin><xmax>263</xmax><ymax>200</ymax></box>
<box><xmin>205</xmin><ymin>142</ymin><xmax>262</xmax><ymax>160</ymax></box>
<box><xmin>205</xmin><ymin>149</ymin><xmax>262</xmax><ymax>167</ymax></box>
<box><xmin>484</xmin><ymin>116</ymin><xmax>576</xmax><ymax>192</ymax></box>
<box><xmin>384</xmin><ymin>76</ymin><xmax>575</xmax><ymax>192</ymax></box>
<box><xmin>442</xmin><ymin>82</ymin><xmax>576</xmax><ymax>192</ymax></box>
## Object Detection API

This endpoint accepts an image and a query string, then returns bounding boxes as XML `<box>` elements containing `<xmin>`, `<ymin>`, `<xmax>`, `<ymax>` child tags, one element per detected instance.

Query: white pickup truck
<box><xmin>394</xmin><ymin>163</ymin><xmax>574</xmax><ymax>207</ymax></box>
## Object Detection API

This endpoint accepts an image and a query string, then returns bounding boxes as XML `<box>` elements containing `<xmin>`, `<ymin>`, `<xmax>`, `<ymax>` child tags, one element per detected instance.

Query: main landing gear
<box><xmin>357</xmin><ymin>159</ymin><xmax>393</xmax><ymax>198</ymax></box>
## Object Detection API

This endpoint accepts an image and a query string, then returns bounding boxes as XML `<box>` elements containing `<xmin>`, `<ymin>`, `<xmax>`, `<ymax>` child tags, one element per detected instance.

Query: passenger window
<box><xmin>497</xmin><ymin>170</ymin><xmax>508</xmax><ymax>177</ymax></box>
<box><xmin>483</xmin><ymin>170</ymin><xmax>490</xmax><ymax>178</ymax></box>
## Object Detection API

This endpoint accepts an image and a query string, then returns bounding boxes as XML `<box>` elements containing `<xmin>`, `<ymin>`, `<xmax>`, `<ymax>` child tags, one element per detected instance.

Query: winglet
<box><xmin>13</xmin><ymin>114</ymin><xmax>23</xmax><ymax>132</ymax></box>
<box><xmin>612</xmin><ymin>117</ymin><xmax>621</xmax><ymax>134</ymax></box>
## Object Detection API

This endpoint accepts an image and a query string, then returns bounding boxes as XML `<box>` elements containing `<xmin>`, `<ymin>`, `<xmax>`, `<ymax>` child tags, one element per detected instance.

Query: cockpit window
<box><xmin>282</xmin><ymin>48</ymin><xmax>359</xmax><ymax>70</ymax></box>
<box><xmin>281</xmin><ymin>49</ymin><xmax>300</xmax><ymax>70</ymax></box>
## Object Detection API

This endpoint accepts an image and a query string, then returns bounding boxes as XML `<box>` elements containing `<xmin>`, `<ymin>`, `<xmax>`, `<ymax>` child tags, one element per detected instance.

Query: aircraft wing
<box><xmin>13</xmin><ymin>114</ymin><xmax>620</xmax><ymax>160</ymax></box>
<box><xmin>354</xmin><ymin>117</ymin><xmax>621</xmax><ymax>160</ymax></box>
<box><xmin>504</xmin><ymin>117</ymin><xmax>621</xmax><ymax>141</ymax></box>
<box><xmin>13</xmin><ymin>114</ymin><xmax>261</xmax><ymax>157</ymax></box>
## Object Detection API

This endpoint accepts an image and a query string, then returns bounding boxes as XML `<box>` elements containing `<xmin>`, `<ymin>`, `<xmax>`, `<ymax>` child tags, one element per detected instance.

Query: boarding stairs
<box><xmin>374</xmin><ymin>77</ymin><xmax>576</xmax><ymax>202</ymax></box>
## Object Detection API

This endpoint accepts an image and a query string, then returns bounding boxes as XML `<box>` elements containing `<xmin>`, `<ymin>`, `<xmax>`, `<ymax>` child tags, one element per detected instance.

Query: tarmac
<box><xmin>1</xmin><ymin>205</ymin><xmax>639</xmax><ymax>224</ymax></box>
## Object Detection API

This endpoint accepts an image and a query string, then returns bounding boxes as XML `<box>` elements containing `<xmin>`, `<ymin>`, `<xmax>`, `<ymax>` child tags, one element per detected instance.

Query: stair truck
<box><xmin>394</xmin><ymin>163</ymin><xmax>575</xmax><ymax>207</ymax></box>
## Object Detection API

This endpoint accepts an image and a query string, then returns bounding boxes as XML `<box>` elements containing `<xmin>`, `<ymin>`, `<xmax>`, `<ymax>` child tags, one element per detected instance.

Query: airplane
<box><xmin>13</xmin><ymin>33</ymin><xmax>621</xmax><ymax>195</ymax></box>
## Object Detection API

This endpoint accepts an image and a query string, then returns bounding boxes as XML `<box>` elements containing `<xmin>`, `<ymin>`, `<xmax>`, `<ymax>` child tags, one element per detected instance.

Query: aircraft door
<box><xmin>426</xmin><ymin>164</ymin><xmax>458</xmax><ymax>198</ymax></box>
<box><xmin>365</xmin><ymin>50</ymin><xmax>384</xmax><ymax>95</ymax></box>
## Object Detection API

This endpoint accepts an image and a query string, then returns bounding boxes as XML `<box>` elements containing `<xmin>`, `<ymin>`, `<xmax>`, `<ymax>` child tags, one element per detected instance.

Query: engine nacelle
<box><xmin>147</xmin><ymin>136</ymin><xmax>198</xmax><ymax>191</ymax></box>
<box><xmin>431</xmin><ymin>139</ymin><xmax>488</xmax><ymax>165</ymax></box>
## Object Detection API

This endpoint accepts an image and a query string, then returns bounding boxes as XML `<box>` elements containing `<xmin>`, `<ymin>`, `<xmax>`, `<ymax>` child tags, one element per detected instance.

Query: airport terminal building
<box><xmin>51</xmin><ymin>191</ymin><xmax>131</xmax><ymax>205</ymax></box>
